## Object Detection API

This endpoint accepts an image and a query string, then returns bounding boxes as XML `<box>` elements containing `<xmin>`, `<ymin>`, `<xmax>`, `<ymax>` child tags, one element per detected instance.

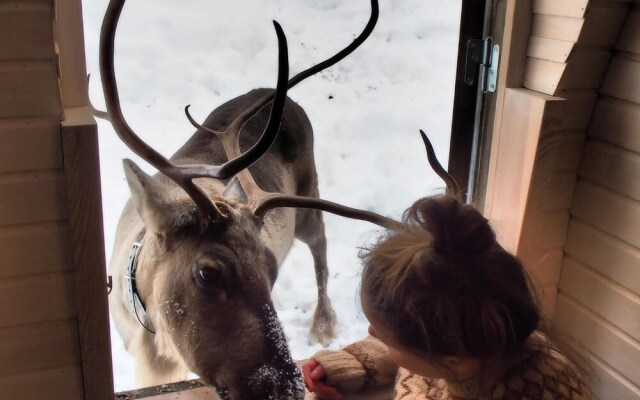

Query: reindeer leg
<box><xmin>295</xmin><ymin>208</ymin><xmax>337</xmax><ymax>345</ymax></box>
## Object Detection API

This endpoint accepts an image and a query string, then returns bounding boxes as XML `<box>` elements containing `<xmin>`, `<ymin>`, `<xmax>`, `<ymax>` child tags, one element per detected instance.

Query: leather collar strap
<box><xmin>125</xmin><ymin>238</ymin><xmax>155</xmax><ymax>334</ymax></box>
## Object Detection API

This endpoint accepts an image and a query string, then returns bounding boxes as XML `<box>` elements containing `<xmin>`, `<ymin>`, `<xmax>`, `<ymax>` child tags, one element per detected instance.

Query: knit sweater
<box><xmin>310</xmin><ymin>332</ymin><xmax>592</xmax><ymax>400</ymax></box>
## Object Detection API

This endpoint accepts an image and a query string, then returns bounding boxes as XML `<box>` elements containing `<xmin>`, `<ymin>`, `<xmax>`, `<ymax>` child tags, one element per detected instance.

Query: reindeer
<box><xmin>98</xmin><ymin>0</ymin><xmax>398</xmax><ymax>398</ymax></box>
<box><xmin>99</xmin><ymin>0</ymin><xmax>458</xmax><ymax>398</ymax></box>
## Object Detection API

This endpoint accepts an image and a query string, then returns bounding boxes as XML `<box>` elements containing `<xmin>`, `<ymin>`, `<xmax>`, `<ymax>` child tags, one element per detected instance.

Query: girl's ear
<box><xmin>442</xmin><ymin>356</ymin><xmax>481</xmax><ymax>380</ymax></box>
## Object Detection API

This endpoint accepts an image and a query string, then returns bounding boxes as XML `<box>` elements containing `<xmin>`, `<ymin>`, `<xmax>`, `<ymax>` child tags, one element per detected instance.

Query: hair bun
<box><xmin>405</xmin><ymin>196</ymin><xmax>495</xmax><ymax>255</ymax></box>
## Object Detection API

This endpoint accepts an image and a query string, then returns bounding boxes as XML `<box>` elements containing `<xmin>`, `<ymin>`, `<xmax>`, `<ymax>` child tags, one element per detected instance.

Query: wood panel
<box><xmin>0</xmin><ymin>7</ymin><xmax>54</xmax><ymax>60</ymax></box>
<box><xmin>515</xmin><ymin>129</ymin><xmax>583</xmax><ymax>308</ymax></box>
<box><xmin>616</xmin><ymin>10</ymin><xmax>640</xmax><ymax>56</ymax></box>
<box><xmin>0</xmin><ymin>271</ymin><xmax>77</xmax><ymax>328</ymax></box>
<box><xmin>117</xmin><ymin>378</ymin><xmax>393</xmax><ymax>400</ymax></box>
<box><xmin>485</xmin><ymin>89</ymin><xmax>557</xmax><ymax>252</ymax></box>
<box><xmin>564</xmin><ymin>219</ymin><xmax>640</xmax><ymax>295</ymax></box>
<box><xmin>580</xmin><ymin>139</ymin><xmax>640</xmax><ymax>201</ymax></box>
<box><xmin>580</xmin><ymin>4</ymin><xmax>631</xmax><ymax>46</ymax></box>
<box><xmin>536</xmin><ymin>130</ymin><xmax>584</xmax><ymax>164</ymax></box>
<box><xmin>524</xmin><ymin>210</ymin><xmax>571</xmax><ymax>250</ymax></box>
<box><xmin>0</xmin><ymin>0</ymin><xmax>53</xmax><ymax>10</ymax></box>
<box><xmin>582</xmin><ymin>350</ymin><xmax>640</xmax><ymax>400</ymax></box>
<box><xmin>0</xmin><ymin>222</ymin><xmax>72</xmax><ymax>279</ymax></box>
<box><xmin>559</xmin><ymin>258</ymin><xmax>640</xmax><ymax>341</ymax></box>
<box><xmin>559</xmin><ymin>50</ymin><xmax>612</xmax><ymax>90</ymax></box>
<box><xmin>56</xmin><ymin>0</ymin><xmax>90</xmax><ymax>108</ymax></box>
<box><xmin>601</xmin><ymin>57</ymin><xmax>640</xmax><ymax>104</ymax></box>
<box><xmin>532</xmin><ymin>6</ymin><xmax>628</xmax><ymax>46</ymax></box>
<box><xmin>571</xmin><ymin>181</ymin><xmax>640</xmax><ymax>249</ymax></box>
<box><xmin>532</xmin><ymin>0</ymin><xmax>589</xmax><ymax>18</ymax></box>
<box><xmin>543</xmin><ymin>92</ymin><xmax>597</xmax><ymax>131</ymax></box>
<box><xmin>0</xmin><ymin>319</ymin><xmax>80</xmax><ymax>376</ymax></box>
<box><xmin>62</xmin><ymin>107</ymin><xmax>114</xmax><ymax>400</ymax></box>
<box><xmin>0</xmin><ymin>121</ymin><xmax>62</xmax><ymax>173</ymax></box>
<box><xmin>482</xmin><ymin>0</ymin><xmax>532</xmax><ymax>215</ymax></box>
<box><xmin>522</xmin><ymin>248</ymin><xmax>563</xmax><ymax>287</ymax></box>
<box><xmin>0</xmin><ymin>365</ymin><xmax>84</xmax><ymax>400</ymax></box>
<box><xmin>529</xmin><ymin>171</ymin><xmax>578</xmax><ymax>210</ymax></box>
<box><xmin>524</xmin><ymin>50</ymin><xmax>611</xmax><ymax>95</ymax></box>
<box><xmin>523</xmin><ymin>57</ymin><xmax>566</xmax><ymax>94</ymax></box>
<box><xmin>0</xmin><ymin>61</ymin><xmax>62</xmax><ymax>119</ymax></box>
<box><xmin>523</xmin><ymin>251</ymin><xmax>563</xmax><ymax>318</ymax></box>
<box><xmin>533</xmin><ymin>131</ymin><xmax>585</xmax><ymax>171</ymax></box>
<box><xmin>531</xmin><ymin>14</ymin><xmax>584</xmax><ymax>43</ymax></box>
<box><xmin>588</xmin><ymin>97</ymin><xmax>640</xmax><ymax>153</ymax></box>
<box><xmin>554</xmin><ymin>294</ymin><xmax>640</xmax><ymax>386</ymax></box>
<box><xmin>0</xmin><ymin>171</ymin><xmax>68</xmax><ymax>226</ymax></box>
<box><xmin>527</xmin><ymin>36</ymin><xmax>575</xmax><ymax>63</ymax></box>
<box><xmin>537</xmin><ymin>283</ymin><xmax>558</xmax><ymax>318</ymax></box>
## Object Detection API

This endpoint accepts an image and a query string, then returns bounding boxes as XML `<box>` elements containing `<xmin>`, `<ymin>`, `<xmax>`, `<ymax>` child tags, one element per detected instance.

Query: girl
<box><xmin>302</xmin><ymin>195</ymin><xmax>592</xmax><ymax>400</ymax></box>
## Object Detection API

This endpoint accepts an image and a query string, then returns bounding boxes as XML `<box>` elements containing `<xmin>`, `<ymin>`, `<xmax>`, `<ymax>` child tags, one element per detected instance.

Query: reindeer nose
<box><xmin>244</xmin><ymin>364</ymin><xmax>305</xmax><ymax>400</ymax></box>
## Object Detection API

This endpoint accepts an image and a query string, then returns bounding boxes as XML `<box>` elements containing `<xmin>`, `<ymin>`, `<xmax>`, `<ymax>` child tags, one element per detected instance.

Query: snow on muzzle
<box><xmin>242</xmin><ymin>305</ymin><xmax>304</xmax><ymax>399</ymax></box>
<box><xmin>214</xmin><ymin>305</ymin><xmax>304</xmax><ymax>400</ymax></box>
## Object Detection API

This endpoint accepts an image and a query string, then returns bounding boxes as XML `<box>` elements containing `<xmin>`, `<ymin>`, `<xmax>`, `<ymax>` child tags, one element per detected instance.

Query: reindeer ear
<box><xmin>123</xmin><ymin>159</ymin><xmax>175</xmax><ymax>236</ymax></box>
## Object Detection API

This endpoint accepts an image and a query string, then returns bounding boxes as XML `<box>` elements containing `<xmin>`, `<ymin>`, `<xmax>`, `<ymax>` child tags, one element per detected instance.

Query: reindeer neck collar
<box><xmin>125</xmin><ymin>231</ymin><xmax>155</xmax><ymax>334</ymax></box>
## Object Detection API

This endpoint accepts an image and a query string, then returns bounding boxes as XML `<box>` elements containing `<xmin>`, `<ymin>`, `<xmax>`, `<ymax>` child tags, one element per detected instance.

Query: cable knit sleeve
<box><xmin>312</xmin><ymin>336</ymin><xmax>398</xmax><ymax>394</ymax></box>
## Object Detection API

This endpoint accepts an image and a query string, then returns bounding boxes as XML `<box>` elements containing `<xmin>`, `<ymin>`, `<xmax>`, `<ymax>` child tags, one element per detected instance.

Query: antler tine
<box><xmin>419</xmin><ymin>130</ymin><xmax>461</xmax><ymax>196</ymax></box>
<box><xmin>287</xmin><ymin>0</ymin><xmax>379</xmax><ymax>89</ymax></box>
<box><xmin>100</xmin><ymin>0</ymin><xmax>221</xmax><ymax>217</ymax></box>
<box><xmin>100</xmin><ymin>0</ymin><xmax>173</xmax><ymax>172</ymax></box>
<box><xmin>100</xmin><ymin>0</ymin><xmax>290</xmax><ymax>218</ymax></box>
<box><xmin>252</xmin><ymin>131</ymin><xmax>457</xmax><ymax>233</ymax></box>
<box><xmin>87</xmin><ymin>74</ymin><xmax>110</xmax><ymax>120</ymax></box>
<box><xmin>184</xmin><ymin>0</ymin><xmax>380</xmax><ymax>183</ymax></box>
<box><xmin>242</xmin><ymin>0</ymin><xmax>400</xmax><ymax>231</ymax></box>
<box><xmin>185</xmin><ymin>105</ymin><xmax>223</xmax><ymax>137</ymax></box>
<box><xmin>253</xmin><ymin>195</ymin><xmax>404</xmax><ymax>232</ymax></box>
<box><xmin>229</xmin><ymin>0</ymin><xmax>379</xmax><ymax>132</ymax></box>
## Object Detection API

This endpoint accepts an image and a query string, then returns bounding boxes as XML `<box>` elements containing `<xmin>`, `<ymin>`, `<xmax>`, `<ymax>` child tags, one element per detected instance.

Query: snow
<box><xmin>81</xmin><ymin>0</ymin><xmax>462</xmax><ymax>392</ymax></box>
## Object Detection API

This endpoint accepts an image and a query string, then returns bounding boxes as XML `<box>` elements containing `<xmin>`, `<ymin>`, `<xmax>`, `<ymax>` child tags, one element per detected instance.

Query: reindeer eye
<box><xmin>197</xmin><ymin>267</ymin><xmax>220</xmax><ymax>283</ymax></box>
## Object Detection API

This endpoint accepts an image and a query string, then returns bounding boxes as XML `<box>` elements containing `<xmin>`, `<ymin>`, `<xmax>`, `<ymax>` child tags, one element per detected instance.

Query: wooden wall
<box><xmin>555</xmin><ymin>2</ymin><xmax>640</xmax><ymax>398</ymax></box>
<box><xmin>487</xmin><ymin>0</ymin><xmax>630</xmax><ymax>314</ymax></box>
<box><xmin>518</xmin><ymin>0</ymin><xmax>632</xmax><ymax>318</ymax></box>
<box><xmin>484</xmin><ymin>2</ymin><xmax>638</xmax><ymax>395</ymax></box>
<box><xmin>0</xmin><ymin>0</ymin><xmax>112</xmax><ymax>399</ymax></box>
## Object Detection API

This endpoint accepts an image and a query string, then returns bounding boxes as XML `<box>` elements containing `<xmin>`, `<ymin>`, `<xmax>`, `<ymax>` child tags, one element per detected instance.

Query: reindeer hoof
<box><xmin>309</xmin><ymin>307</ymin><xmax>337</xmax><ymax>346</ymax></box>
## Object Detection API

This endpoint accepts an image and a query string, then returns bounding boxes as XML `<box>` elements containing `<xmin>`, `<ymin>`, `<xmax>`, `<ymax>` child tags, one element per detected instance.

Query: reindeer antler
<box><xmin>101</xmin><ymin>0</ymin><xmax>455</xmax><ymax>233</ymax></box>
<box><xmin>178</xmin><ymin>0</ymin><xmax>456</xmax><ymax>233</ymax></box>
<box><xmin>419</xmin><ymin>130</ymin><xmax>460</xmax><ymax>197</ymax></box>
<box><xmin>253</xmin><ymin>131</ymin><xmax>457</xmax><ymax>232</ymax></box>
<box><xmin>179</xmin><ymin>0</ymin><xmax>392</xmax><ymax>228</ymax></box>
<box><xmin>99</xmin><ymin>0</ymin><xmax>289</xmax><ymax>219</ymax></box>
<box><xmin>185</xmin><ymin>0</ymin><xmax>380</xmax><ymax>201</ymax></box>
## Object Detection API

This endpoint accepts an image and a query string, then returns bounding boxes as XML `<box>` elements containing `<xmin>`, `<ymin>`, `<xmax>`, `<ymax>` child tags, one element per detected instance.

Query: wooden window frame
<box><xmin>57</xmin><ymin>1</ymin><xmax>114</xmax><ymax>399</ymax></box>
<box><xmin>60</xmin><ymin>1</ymin><xmax>541</xmax><ymax>398</ymax></box>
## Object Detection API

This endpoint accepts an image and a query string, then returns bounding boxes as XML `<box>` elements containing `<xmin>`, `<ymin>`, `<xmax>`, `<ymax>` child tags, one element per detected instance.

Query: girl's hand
<box><xmin>301</xmin><ymin>359</ymin><xmax>342</xmax><ymax>400</ymax></box>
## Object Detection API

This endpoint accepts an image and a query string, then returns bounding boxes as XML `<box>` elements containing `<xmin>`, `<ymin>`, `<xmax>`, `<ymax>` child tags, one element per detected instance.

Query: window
<box><xmin>81</xmin><ymin>0</ymin><xmax>481</xmax><ymax>395</ymax></box>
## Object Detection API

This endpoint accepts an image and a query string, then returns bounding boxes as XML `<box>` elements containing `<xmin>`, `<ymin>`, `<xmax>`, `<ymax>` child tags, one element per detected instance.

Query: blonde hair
<box><xmin>360</xmin><ymin>195</ymin><xmax>540</xmax><ymax>360</ymax></box>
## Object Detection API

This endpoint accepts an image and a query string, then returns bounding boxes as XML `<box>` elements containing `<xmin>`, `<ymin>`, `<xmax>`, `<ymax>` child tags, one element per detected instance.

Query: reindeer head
<box><xmin>124</xmin><ymin>162</ymin><xmax>302</xmax><ymax>398</ymax></box>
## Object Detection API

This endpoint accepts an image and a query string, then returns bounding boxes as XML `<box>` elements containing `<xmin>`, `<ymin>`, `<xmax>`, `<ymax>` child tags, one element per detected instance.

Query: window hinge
<box><xmin>464</xmin><ymin>38</ymin><xmax>500</xmax><ymax>93</ymax></box>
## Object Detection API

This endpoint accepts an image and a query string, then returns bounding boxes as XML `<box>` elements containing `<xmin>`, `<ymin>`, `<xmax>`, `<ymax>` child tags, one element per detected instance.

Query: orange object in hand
<box><xmin>302</xmin><ymin>359</ymin><xmax>343</xmax><ymax>400</ymax></box>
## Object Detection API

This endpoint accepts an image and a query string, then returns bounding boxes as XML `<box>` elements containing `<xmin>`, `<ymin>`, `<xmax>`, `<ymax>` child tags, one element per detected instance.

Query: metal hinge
<box><xmin>464</xmin><ymin>38</ymin><xmax>500</xmax><ymax>93</ymax></box>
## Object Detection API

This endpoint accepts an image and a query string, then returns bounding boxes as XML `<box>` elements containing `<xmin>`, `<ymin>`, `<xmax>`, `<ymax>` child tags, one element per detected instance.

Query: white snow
<box><xmin>81</xmin><ymin>0</ymin><xmax>462</xmax><ymax>392</ymax></box>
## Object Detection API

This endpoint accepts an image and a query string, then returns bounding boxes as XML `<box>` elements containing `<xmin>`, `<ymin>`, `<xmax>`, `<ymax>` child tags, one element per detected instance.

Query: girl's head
<box><xmin>360</xmin><ymin>195</ymin><xmax>540</xmax><ymax>376</ymax></box>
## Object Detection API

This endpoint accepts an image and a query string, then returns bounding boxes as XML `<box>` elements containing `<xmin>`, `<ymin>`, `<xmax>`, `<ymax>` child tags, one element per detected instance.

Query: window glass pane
<box><xmin>83</xmin><ymin>0</ymin><xmax>462</xmax><ymax>392</ymax></box>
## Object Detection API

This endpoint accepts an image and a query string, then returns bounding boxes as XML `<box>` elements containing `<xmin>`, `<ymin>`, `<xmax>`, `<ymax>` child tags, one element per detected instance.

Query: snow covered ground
<box><xmin>81</xmin><ymin>0</ymin><xmax>461</xmax><ymax>391</ymax></box>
